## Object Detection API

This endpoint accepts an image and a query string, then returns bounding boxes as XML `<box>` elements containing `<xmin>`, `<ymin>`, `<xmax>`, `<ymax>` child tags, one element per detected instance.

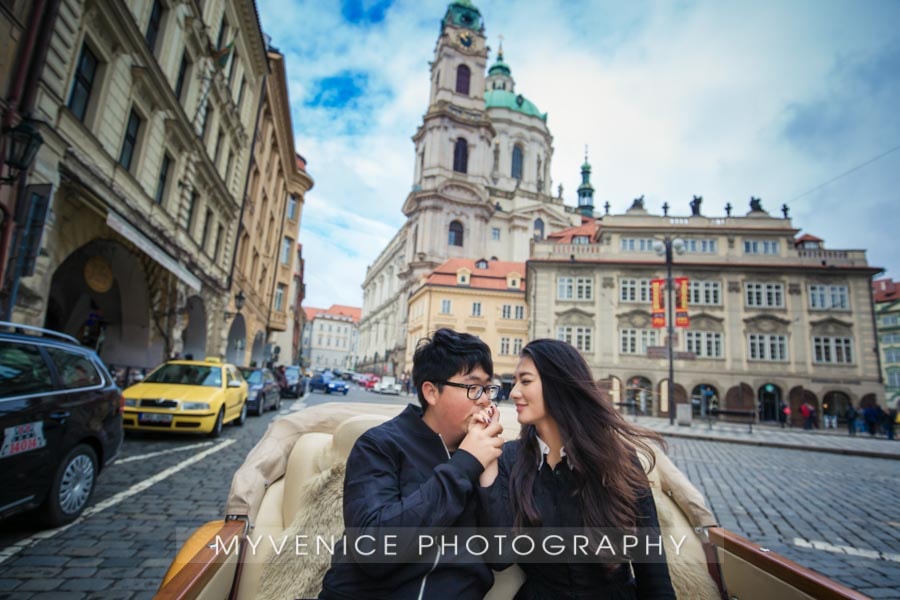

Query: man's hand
<box><xmin>460</xmin><ymin>405</ymin><xmax>503</xmax><ymax>469</ymax></box>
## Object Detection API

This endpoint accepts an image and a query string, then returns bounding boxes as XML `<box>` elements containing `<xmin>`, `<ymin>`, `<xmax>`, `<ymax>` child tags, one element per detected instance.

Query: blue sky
<box><xmin>257</xmin><ymin>0</ymin><xmax>900</xmax><ymax>309</ymax></box>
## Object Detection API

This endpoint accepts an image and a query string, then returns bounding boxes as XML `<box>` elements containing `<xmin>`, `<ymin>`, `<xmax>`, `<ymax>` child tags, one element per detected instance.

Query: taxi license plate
<box><xmin>139</xmin><ymin>413</ymin><xmax>173</xmax><ymax>424</ymax></box>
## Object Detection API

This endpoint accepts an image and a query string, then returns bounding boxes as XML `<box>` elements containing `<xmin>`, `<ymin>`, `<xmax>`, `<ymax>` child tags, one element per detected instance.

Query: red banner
<box><xmin>675</xmin><ymin>276</ymin><xmax>689</xmax><ymax>328</ymax></box>
<box><xmin>651</xmin><ymin>279</ymin><xmax>666</xmax><ymax>328</ymax></box>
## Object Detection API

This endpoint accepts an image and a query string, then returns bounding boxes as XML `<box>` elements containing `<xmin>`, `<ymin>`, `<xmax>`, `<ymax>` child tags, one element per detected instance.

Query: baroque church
<box><xmin>357</xmin><ymin>0</ymin><xmax>587</xmax><ymax>375</ymax></box>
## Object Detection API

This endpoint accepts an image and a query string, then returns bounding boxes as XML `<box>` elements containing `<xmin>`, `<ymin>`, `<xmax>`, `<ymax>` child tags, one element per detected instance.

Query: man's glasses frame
<box><xmin>435</xmin><ymin>380</ymin><xmax>501</xmax><ymax>401</ymax></box>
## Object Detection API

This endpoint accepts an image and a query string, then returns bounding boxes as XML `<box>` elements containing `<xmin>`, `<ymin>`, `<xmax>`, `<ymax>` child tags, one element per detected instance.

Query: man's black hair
<box><xmin>411</xmin><ymin>328</ymin><xmax>493</xmax><ymax>411</ymax></box>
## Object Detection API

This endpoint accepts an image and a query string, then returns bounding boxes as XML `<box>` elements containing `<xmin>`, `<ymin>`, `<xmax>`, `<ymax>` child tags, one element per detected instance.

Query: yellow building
<box><xmin>406</xmin><ymin>258</ymin><xmax>527</xmax><ymax>388</ymax></box>
<box><xmin>227</xmin><ymin>49</ymin><xmax>313</xmax><ymax>366</ymax></box>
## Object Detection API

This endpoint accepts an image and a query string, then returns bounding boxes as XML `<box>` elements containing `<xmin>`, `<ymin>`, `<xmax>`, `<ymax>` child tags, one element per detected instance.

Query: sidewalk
<box><xmin>631</xmin><ymin>414</ymin><xmax>900</xmax><ymax>460</ymax></box>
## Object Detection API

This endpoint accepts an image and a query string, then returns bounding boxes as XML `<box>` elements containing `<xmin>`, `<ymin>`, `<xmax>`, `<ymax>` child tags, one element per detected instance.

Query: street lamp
<box><xmin>654</xmin><ymin>237</ymin><xmax>685</xmax><ymax>425</ymax></box>
<box><xmin>223</xmin><ymin>290</ymin><xmax>246</xmax><ymax>320</ymax></box>
<box><xmin>1</xmin><ymin>118</ymin><xmax>44</xmax><ymax>184</ymax></box>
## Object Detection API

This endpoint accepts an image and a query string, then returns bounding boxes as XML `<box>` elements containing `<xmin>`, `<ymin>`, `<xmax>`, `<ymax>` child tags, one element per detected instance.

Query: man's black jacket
<box><xmin>320</xmin><ymin>404</ymin><xmax>493</xmax><ymax>599</ymax></box>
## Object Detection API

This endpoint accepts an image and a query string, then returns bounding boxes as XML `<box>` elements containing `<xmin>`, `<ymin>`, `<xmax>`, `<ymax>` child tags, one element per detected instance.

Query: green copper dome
<box><xmin>444</xmin><ymin>1</ymin><xmax>483</xmax><ymax>31</ymax></box>
<box><xmin>488</xmin><ymin>58</ymin><xmax>510</xmax><ymax>77</ymax></box>
<box><xmin>484</xmin><ymin>89</ymin><xmax>547</xmax><ymax>121</ymax></box>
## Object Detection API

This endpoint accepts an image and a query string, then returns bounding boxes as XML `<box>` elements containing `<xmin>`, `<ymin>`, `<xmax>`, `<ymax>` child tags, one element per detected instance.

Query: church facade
<box><xmin>357</xmin><ymin>1</ymin><xmax>581</xmax><ymax>375</ymax></box>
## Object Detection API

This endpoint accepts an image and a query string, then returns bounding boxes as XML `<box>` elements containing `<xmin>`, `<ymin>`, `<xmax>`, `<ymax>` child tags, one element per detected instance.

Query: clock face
<box><xmin>84</xmin><ymin>256</ymin><xmax>113</xmax><ymax>293</ymax></box>
<box><xmin>458</xmin><ymin>32</ymin><xmax>473</xmax><ymax>48</ymax></box>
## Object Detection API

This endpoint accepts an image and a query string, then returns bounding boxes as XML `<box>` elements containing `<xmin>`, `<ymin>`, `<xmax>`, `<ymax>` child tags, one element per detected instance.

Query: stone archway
<box><xmin>691</xmin><ymin>383</ymin><xmax>719</xmax><ymax>416</ymax></box>
<box><xmin>226</xmin><ymin>314</ymin><xmax>247</xmax><ymax>366</ymax></box>
<box><xmin>43</xmin><ymin>239</ymin><xmax>152</xmax><ymax>368</ymax></box>
<box><xmin>788</xmin><ymin>387</ymin><xmax>819</xmax><ymax>428</ymax></box>
<box><xmin>250</xmin><ymin>330</ymin><xmax>266</xmax><ymax>366</ymax></box>
<box><xmin>625</xmin><ymin>375</ymin><xmax>653</xmax><ymax>415</ymax></box>
<box><xmin>758</xmin><ymin>383</ymin><xmax>783</xmax><ymax>422</ymax></box>
<box><xmin>181</xmin><ymin>295</ymin><xmax>207</xmax><ymax>359</ymax></box>
<box><xmin>823</xmin><ymin>391</ymin><xmax>852</xmax><ymax>426</ymax></box>
<box><xmin>725</xmin><ymin>383</ymin><xmax>754</xmax><ymax>411</ymax></box>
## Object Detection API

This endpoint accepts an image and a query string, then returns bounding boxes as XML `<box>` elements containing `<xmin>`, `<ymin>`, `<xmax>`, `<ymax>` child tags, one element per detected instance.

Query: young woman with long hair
<box><xmin>479</xmin><ymin>338</ymin><xmax>675</xmax><ymax>599</ymax></box>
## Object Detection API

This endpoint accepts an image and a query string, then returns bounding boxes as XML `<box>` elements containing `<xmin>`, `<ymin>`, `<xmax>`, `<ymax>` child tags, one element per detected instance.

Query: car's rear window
<box><xmin>240</xmin><ymin>369</ymin><xmax>263</xmax><ymax>384</ymax></box>
<box><xmin>144</xmin><ymin>364</ymin><xmax>222</xmax><ymax>387</ymax></box>
<box><xmin>46</xmin><ymin>347</ymin><xmax>103</xmax><ymax>389</ymax></box>
<box><xmin>0</xmin><ymin>341</ymin><xmax>54</xmax><ymax>399</ymax></box>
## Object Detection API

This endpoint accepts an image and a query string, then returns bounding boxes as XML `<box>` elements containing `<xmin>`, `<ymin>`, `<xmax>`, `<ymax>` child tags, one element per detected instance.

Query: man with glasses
<box><xmin>321</xmin><ymin>329</ymin><xmax>504</xmax><ymax>600</ymax></box>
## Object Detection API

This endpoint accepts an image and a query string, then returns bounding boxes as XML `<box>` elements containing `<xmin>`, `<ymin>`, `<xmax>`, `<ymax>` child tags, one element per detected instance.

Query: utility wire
<box><xmin>789</xmin><ymin>143</ymin><xmax>900</xmax><ymax>202</ymax></box>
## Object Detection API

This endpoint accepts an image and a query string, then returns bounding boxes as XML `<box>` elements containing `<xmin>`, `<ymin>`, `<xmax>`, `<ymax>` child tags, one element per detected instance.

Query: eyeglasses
<box><xmin>436</xmin><ymin>380</ymin><xmax>501</xmax><ymax>401</ymax></box>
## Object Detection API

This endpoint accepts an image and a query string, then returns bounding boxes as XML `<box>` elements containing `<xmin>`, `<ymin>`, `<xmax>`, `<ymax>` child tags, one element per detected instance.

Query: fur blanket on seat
<box><xmin>258</xmin><ymin>464</ymin><xmax>345</xmax><ymax>600</ymax></box>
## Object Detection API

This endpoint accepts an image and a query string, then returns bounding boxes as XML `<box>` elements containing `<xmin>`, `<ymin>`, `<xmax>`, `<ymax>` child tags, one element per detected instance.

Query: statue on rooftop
<box><xmin>690</xmin><ymin>195</ymin><xmax>702</xmax><ymax>216</ymax></box>
<box><xmin>631</xmin><ymin>195</ymin><xmax>645</xmax><ymax>210</ymax></box>
<box><xmin>749</xmin><ymin>196</ymin><xmax>763</xmax><ymax>212</ymax></box>
<box><xmin>781</xmin><ymin>203</ymin><xmax>789</xmax><ymax>219</ymax></box>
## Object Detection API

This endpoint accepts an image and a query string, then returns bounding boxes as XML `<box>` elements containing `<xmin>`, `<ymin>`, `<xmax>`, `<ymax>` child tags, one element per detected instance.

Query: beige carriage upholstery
<box><xmin>217</xmin><ymin>401</ymin><xmax>720</xmax><ymax>600</ymax></box>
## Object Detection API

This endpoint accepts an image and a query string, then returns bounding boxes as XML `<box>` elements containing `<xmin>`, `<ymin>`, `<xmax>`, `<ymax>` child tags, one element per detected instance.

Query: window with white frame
<box><xmin>472</xmin><ymin>302</ymin><xmax>482</xmax><ymax>317</ymax></box>
<box><xmin>491</xmin><ymin>227</ymin><xmax>501</xmax><ymax>241</ymax></box>
<box><xmin>440</xmin><ymin>299</ymin><xmax>451</xmax><ymax>314</ymax></box>
<box><xmin>513</xmin><ymin>338</ymin><xmax>523</xmax><ymax>354</ymax></box>
<box><xmin>500</xmin><ymin>337</ymin><xmax>510</xmax><ymax>355</ymax></box>
<box><xmin>883</xmin><ymin>315</ymin><xmax>900</xmax><ymax>326</ymax></box>
<box><xmin>882</xmin><ymin>333</ymin><xmax>900</xmax><ymax>344</ymax></box>
<box><xmin>688</xmin><ymin>280</ymin><xmax>721</xmax><ymax>305</ymax></box>
<box><xmin>502</xmin><ymin>304</ymin><xmax>512</xmax><ymax>319</ymax></box>
<box><xmin>888</xmin><ymin>370</ymin><xmax>900</xmax><ymax>387</ymax></box>
<box><xmin>813</xmin><ymin>336</ymin><xmax>853</xmax><ymax>364</ymax></box>
<box><xmin>620</xmin><ymin>278</ymin><xmax>651</xmax><ymax>303</ymax></box>
<box><xmin>557</xmin><ymin>326</ymin><xmax>593</xmax><ymax>352</ymax></box>
<box><xmin>884</xmin><ymin>348</ymin><xmax>900</xmax><ymax>363</ymax></box>
<box><xmin>274</xmin><ymin>284</ymin><xmax>286</xmax><ymax>311</ymax></box>
<box><xmin>748</xmin><ymin>333</ymin><xmax>788</xmax><ymax>361</ymax></box>
<box><xmin>620</xmin><ymin>329</ymin><xmax>659</xmax><ymax>354</ymax></box>
<box><xmin>514</xmin><ymin>305</ymin><xmax>525</xmax><ymax>319</ymax></box>
<box><xmin>572</xmin><ymin>235</ymin><xmax>590</xmax><ymax>245</ymax></box>
<box><xmin>684</xmin><ymin>239</ymin><xmax>717</xmax><ymax>253</ymax></box>
<box><xmin>808</xmin><ymin>284</ymin><xmax>849</xmax><ymax>310</ymax></box>
<box><xmin>743</xmin><ymin>239</ymin><xmax>780</xmax><ymax>255</ymax></box>
<box><xmin>745</xmin><ymin>282</ymin><xmax>784</xmax><ymax>308</ymax></box>
<box><xmin>620</xmin><ymin>238</ymin><xmax>656</xmax><ymax>252</ymax></box>
<box><xmin>558</xmin><ymin>277</ymin><xmax>574</xmax><ymax>300</ymax></box>
<box><xmin>685</xmin><ymin>331</ymin><xmax>723</xmax><ymax>358</ymax></box>
<box><xmin>575</xmin><ymin>277</ymin><xmax>593</xmax><ymax>300</ymax></box>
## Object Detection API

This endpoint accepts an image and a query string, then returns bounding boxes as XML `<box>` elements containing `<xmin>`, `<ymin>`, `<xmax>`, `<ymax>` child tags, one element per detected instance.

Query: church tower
<box><xmin>403</xmin><ymin>0</ymin><xmax>496</xmax><ymax>278</ymax></box>
<box><xmin>577</xmin><ymin>150</ymin><xmax>595</xmax><ymax>217</ymax></box>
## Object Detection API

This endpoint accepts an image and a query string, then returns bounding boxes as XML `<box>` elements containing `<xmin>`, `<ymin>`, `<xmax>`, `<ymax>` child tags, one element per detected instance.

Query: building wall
<box><xmin>407</xmin><ymin>284</ymin><xmax>527</xmax><ymax>381</ymax></box>
<box><xmin>875</xmin><ymin>299</ymin><xmax>900</xmax><ymax>403</ymax></box>
<box><xmin>309</xmin><ymin>315</ymin><xmax>357</xmax><ymax>371</ymax></box>
<box><xmin>528</xmin><ymin>206</ymin><xmax>884</xmax><ymax>417</ymax></box>
<box><xmin>5</xmin><ymin>0</ymin><xmax>267</xmax><ymax>369</ymax></box>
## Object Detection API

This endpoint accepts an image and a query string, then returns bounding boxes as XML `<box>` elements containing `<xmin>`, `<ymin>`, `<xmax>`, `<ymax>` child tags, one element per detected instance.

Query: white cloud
<box><xmin>259</xmin><ymin>0</ymin><xmax>900</xmax><ymax>309</ymax></box>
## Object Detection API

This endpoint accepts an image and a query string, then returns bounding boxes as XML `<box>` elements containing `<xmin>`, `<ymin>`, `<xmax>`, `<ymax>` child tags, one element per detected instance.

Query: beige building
<box><xmin>528</xmin><ymin>197</ymin><xmax>885</xmax><ymax>422</ymax></box>
<box><xmin>1</xmin><ymin>0</ymin><xmax>267</xmax><ymax>372</ymax></box>
<box><xmin>358</xmin><ymin>1</ymin><xmax>581</xmax><ymax>375</ymax></box>
<box><xmin>227</xmin><ymin>49</ymin><xmax>312</xmax><ymax>367</ymax></box>
<box><xmin>406</xmin><ymin>258</ymin><xmax>526</xmax><ymax>387</ymax></box>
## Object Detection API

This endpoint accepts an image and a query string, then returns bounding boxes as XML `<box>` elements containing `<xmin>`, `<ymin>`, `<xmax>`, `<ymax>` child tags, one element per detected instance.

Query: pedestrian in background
<box><xmin>822</xmin><ymin>400</ymin><xmax>837</xmax><ymax>429</ymax></box>
<box><xmin>800</xmin><ymin>401</ymin><xmax>813</xmax><ymax>430</ymax></box>
<box><xmin>845</xmin><ymin>404</ymin><xmax>858</xmax><ymax>436</ymax></box>
<box><xmin>781</xmin><ymin>403</ymin><xmax>791</xmax><ymax>429</ymax></box>
<box><xmin>884</xmin><ymin>406</ymin><xmax>896</xmax><ymax>441</ymax></box>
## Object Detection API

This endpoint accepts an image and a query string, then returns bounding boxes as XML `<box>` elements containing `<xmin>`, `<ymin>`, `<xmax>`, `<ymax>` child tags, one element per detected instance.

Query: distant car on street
<box><xmin>373</xmin><ymin>376</ymin><xmax>401</xmax><ymax>395</ymax></box>
<box><xmin>238</xmin><ymin>367</ymin><xmax>281</xmax><ymax>415</ymax></box>
<box><xmin>122</xmin><ymin>358</ymin><xmax>248</xmax><ymax>437</ymax></box>
<box><xmin>281</xmin><ymin>365</ymin><xmax>305</xmax><ymax>398</ymax></box>
<box><xmin>308</xmin><ymin>372</ymin><xmax>349</xmax><ymax>395</ymax></box>
<box><xmin>0</xmin><ymin>321</ymin><xmax>124</xmax><ymax>527</ymax></box>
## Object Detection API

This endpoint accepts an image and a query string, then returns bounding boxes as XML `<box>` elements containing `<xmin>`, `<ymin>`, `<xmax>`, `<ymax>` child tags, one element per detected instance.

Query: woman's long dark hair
<box><xmin>509</xmin><ymin>339</ymin><xmax>666</xmax><ymax>532</ymax></box>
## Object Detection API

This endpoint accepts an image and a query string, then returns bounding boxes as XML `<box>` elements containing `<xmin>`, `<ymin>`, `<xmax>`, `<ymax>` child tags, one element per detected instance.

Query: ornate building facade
<box><xmin>227</xmin><ymin>49</ymin><xmax>312</xmax><ymax>367</ymax></box>
<box><xmin>873</xmin><ymin>278</ymin><xmax>900</xmax><ymax>404</ymax></box>
<box><xmin>302</xmin><ymin>304</ymin><xmax>360</xmax><ymax>371</ymax></box>
<box><xmin>1</xmin><ymin>0</ymin><xmax>270</xmax><ymax>370</ymax></box>
<box><xmin>528</xmin><ymin>197</ymin><xmax>885</xmax><ymax>420</ymax></box>
<box><xmin>358</xmin><ymin>1</ymin><xmax>581</xmax><ymax>375</ymax></box>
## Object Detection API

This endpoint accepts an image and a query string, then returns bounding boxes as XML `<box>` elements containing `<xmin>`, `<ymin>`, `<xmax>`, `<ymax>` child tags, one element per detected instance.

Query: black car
<box><xmin>238</xmin><ymin>367</ymin><xmax>281</xmax><ymax>415</ymax></box>
<box><xmin>282</xmin><ymin>365</ymin><xmax>305</xmax><ymax>398</ymax></box>
<box><xmin>0</xmin><ymin>321</ymin><xmax>123</xmax><ymax>526</ymax></box>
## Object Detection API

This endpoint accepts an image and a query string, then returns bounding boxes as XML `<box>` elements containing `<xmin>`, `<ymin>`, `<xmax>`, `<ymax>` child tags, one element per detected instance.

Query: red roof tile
<box><xmin>874</xmin><ymin>278</ymin><xmax>899</xmax><ymax>303</ymax></box>
<box><xmin>423</xmin><ymin>258</ymin><xmax>526</xmax><ymax>292</ymax></box>
<box><xmin>303</xmin><ymin>304</ymin><xmax>362</xmax><ymax>323</ymax></box>
<box><xmin>547</xmin><ymin>217</ymin><xmax>599</xmax><ymax>243</ymax></box>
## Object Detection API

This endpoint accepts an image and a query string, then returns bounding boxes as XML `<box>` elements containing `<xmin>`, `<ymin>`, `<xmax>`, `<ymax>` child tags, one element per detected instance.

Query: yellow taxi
<box><xmin>122</xmin><ymin>358</ymin><xmax>248</xmax><ymax>436</ymax></box>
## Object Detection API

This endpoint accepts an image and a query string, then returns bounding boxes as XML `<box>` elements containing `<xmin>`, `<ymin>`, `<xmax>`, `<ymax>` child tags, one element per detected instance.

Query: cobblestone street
<box><xmin>1</xmin><ymin>394</ymin><xmax>898</xmax><ymax>598</ymax></box>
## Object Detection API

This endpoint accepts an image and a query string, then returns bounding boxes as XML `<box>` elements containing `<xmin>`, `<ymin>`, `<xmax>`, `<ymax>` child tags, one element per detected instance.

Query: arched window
<box><xmin>534</xmin><ymin>218</ymin><xmax>545</xmax><ymax>240</ymax></box>
<box><xmin>456</xmin><ymin>64</ymin><xmax>470</xmax><ymax>95</ymax></box>
<box><xmin>449</xmin><ymin>220</ymin><xmax>464</xmax><ymax>246</ymax></box>
<box><xmin>511</xmin><ymin>144</ymin><xmax>523</xmax><ymax>180</ymax></box>
<box><xmin>453</xmin><ymin>138</ymin><xmax>468</xmax><ymax>173</ymax></box>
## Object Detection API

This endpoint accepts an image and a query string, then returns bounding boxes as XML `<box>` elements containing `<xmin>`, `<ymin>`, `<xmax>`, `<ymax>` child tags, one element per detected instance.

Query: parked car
<box><xmin>308</xmin><ymin>373</ymin><xmax>349</xmax><ymax>395</ymax></box>
<box><xmin>238</xmin><ymin>367</ymin><xmax>281</xmax><ymax>415</ymax></box>
<box><xmin>0</xmin><ymin>321</ymin><xmax>124</xmax><ymax>527</ymax></box>
<box><xmin>373</xmin><ymin>375</ymin><xmax>401</xmax><ymax>395</ymax></box>
<box><xmin>281</xmin><ymin>366</ymin><xmax>305</xmax><ymax>398</ymax></box>
<box><xmin>122</xmin><ymin>358</ymin><xmax>248</xmax><ymax>437</ymax></box>
<box><xmin>359</xmin><ymin>374</ymin><xmax>380</xmax><ymax>390</ymax></box>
